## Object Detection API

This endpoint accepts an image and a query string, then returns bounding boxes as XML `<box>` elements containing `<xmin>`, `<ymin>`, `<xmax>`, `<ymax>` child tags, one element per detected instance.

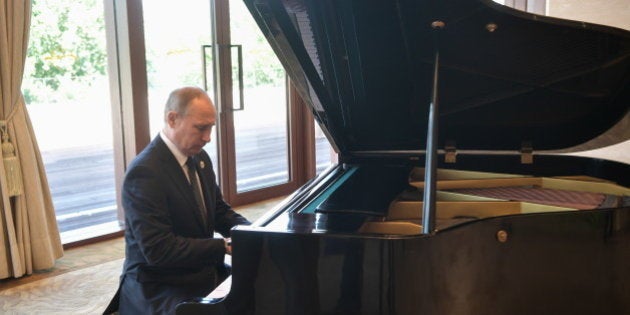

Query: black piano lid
<box><xmin>244</xmin><ymin>0</ymin><xmax>630</xmax><ymax>154</ymax></box>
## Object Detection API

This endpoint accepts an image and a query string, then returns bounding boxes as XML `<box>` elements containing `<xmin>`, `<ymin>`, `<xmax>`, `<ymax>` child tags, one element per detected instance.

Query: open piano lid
<box><xmin>244</xmin><ymin>0</ymin><xmax>630</xmax><ymax>154</ymax></box>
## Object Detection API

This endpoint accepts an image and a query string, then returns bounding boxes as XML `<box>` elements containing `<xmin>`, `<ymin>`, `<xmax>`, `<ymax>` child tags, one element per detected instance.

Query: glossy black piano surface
<box><xmin>177</xmin><ymin>0</ymin><xmax>630</xmax><ymax>314</ymax></box>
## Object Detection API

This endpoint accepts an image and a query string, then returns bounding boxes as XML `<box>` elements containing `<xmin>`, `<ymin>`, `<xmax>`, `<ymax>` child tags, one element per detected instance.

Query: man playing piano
<box><xmin>104</xmin><ymin>86</ymin><xmax>250</xmax><ymax>315</ymax></box>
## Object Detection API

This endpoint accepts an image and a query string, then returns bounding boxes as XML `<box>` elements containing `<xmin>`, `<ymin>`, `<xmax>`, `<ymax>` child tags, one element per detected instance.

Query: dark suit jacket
<box><xmin>105</xmin><ymin>135</ymin><xmax>250</xmax><ymax>315</ymax></box>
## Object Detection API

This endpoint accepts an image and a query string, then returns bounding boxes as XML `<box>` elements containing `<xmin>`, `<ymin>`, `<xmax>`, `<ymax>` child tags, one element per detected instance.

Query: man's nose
<box><xmin>201</xmin><ymin>130</ymin><xmax>211</xmax><ymax>143</ymax></box>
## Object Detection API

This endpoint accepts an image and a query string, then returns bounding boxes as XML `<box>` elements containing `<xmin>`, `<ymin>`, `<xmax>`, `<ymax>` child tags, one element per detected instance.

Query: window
<box><xmin>23</xmin><ymin>0</ymin><xmax>118</xmax><ymax>244</ymax></box>
<box><xmin>143</xmin><ymin>0</ymin><xmax>333</xmax><ymax>207</ymax></box>
<box><xmin>315</xmin><ymin>123</ymin><xmax>335</xmax><ymax>174</ymax></box>
<box><xmin>494</xmin><ymin>0</ymin><xmax>546</xmax><ymax>14</ymax></box>
<box><xmin>21</xmin><ymin>0</ymin><xmax>336</xmax><ymax>245</ymax></box>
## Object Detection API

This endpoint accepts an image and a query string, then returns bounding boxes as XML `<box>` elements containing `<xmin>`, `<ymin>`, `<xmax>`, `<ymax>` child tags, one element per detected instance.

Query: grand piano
<box><xmin>177</xmin><ymin>0</ymin><xmax>630</xmax><ymax>314</ymax></box>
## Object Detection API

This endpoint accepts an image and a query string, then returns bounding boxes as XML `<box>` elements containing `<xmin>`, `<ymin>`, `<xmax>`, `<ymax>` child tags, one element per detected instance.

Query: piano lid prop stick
<box><xmin>422</xmin><ymin>20</ymin><xmax>445</xmax><ymax>234</ymax></box>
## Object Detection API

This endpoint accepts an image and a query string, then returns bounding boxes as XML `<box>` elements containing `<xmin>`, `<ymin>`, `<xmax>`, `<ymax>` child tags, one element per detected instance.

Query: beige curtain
<box><xmin>0</xmin><ymin>0</ymin><xmax>63</xmax><ymax>279</ymax></box>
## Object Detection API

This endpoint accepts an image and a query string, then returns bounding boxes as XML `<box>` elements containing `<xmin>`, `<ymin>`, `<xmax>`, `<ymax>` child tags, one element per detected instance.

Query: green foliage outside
<box><xmin>230</xmin><ymin>8</ymin><xmax>285</xmax><ymax>88</ymax></box>
<box><xmin>24</xmin><ymin>0</ymin><xmax>106</xmax><ymax>104</ymax></box>
<box><xmin>23</xmin><ymin>0</ymin><xmax>283</xmax><ymax>104</ymax></box>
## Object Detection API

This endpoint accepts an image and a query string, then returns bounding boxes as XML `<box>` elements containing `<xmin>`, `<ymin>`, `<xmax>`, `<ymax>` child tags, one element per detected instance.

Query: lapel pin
<box><xmin>200</xmin><ymin>161</ymin><xmax>205</xmax><ymax>169</ymax></box>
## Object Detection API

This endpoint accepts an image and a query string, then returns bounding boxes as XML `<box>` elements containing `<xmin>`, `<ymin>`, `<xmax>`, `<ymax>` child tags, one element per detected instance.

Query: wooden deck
<box><xmin>42</xmin><ymin>135</ymin><xmax>331</xmax><ymax>234</ymax></box>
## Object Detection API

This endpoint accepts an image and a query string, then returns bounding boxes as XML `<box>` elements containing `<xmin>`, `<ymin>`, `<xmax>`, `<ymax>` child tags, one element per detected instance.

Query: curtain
<box><xmin>0</xmin><ymin>0</ymin><xmax>63</xmax><ymax>279</ymax></box>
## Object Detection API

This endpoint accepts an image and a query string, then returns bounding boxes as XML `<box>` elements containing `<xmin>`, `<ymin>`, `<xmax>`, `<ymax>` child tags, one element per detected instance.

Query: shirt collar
<box><xmin>160</xmin><ymin>130</ymin><xmax>188</xmax><ymax>168</ymax></box>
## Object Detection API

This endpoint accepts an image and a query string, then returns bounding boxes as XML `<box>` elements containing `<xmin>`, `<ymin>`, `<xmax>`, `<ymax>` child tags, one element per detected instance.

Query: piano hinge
<box><xmin>445</xmin><ymin>141</ymin><xmax>457</xmax><ymax>163</ymax></box>
<box><xmin>520</xmin><ymin>141</ymin><xmax>533</xmax><ymax>164</ymax></box>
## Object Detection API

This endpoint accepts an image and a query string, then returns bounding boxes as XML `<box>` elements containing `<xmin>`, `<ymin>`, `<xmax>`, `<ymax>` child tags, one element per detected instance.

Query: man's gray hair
<box><xmin>164</xmin><ymin>86</ymin><xmax>210</xmax><ymax>117</ymax></box>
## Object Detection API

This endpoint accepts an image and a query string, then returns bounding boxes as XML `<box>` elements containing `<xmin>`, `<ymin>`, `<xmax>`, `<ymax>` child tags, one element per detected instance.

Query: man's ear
<box><xmin>166</xmin><ymin>111</ymin><xmax>178</xmax><ymax>127</ymax></box>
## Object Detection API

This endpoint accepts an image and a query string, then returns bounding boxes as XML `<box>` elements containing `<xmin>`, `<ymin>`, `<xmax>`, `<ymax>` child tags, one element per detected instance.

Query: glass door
<box><xmin>228</xmin><ymin>0</ymin><xmax>290</xmax><ymax>194</ymax></box>
<box><xmin>210</xmin><ymin>0</ymin><xmax>297</xmax><ymax>205</ymax></box>
<box><xmin>143</xmin><ymin>0</ymin><xmax>219</xmax><ymax>175</ymax></box>
<box><xmin>145</xmin><ymin>0</ymin><xmax>303</xmax><ymax>206</ymax></box>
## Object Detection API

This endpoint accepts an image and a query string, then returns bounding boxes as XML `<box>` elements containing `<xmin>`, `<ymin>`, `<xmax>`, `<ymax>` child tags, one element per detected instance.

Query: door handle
<box><xmin>201</xmin><ymin>44</ymin><xmax>244</xmax><ymax>112</ymax></box>
<box><xmin>201</xmin><ymin>44</ymin><xmax>214</xmax><ymax>94</ymax></box>
<box><xmin>231</xmin><ymin>44</ymin><xmax>244</xmax><ymax>112</ymax></box>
